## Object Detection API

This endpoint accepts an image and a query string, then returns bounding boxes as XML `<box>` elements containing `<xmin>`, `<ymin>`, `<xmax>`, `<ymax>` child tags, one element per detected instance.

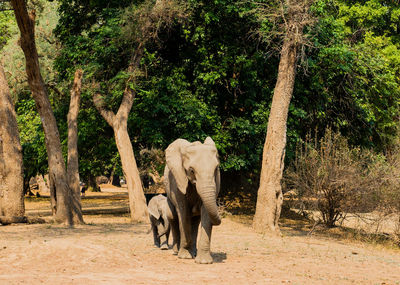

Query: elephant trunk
<box><xmin>157</xmin><ymin>215</ymin><xmax>170</xmax><ymax>238</ymax></box>
<box><xmin>198</xmin><ymin>185</ymin><xmax>221</xmax><ymax>226</ymax></box>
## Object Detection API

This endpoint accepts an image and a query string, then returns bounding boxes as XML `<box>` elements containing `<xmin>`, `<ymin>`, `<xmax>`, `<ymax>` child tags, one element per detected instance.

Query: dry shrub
<box><xmin>138</xmin><ymin>148</ymin><xmax>165</xmax><ymax>193</ymax></box>
<box><xmin>122</xmin><ymin>0</ymin><xmax>189</xmax><ymax>47</ymax></box>
<box><xmin>382</xmin><ymin>149</ymin><xmax>400</xmax><ymax>243</ymax></box>
<box><xmin>395</xmin><ymin>218</ymin><xmax>400</xmax><ymax>244</ymax></box>
<box><xmin>285</xmin><ymin>128</ymin><xmax>400</xmax><ymax>232</ymax></box>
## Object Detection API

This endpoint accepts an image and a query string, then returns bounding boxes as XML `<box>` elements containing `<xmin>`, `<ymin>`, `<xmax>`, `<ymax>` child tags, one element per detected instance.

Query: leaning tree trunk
<box><xmin>67</xmin><ymin>69</ymin><xmax>84</xmax><ymax>222</ymax></box>
<box><xmin>11</xmin><ymin>0</ymin><xmax>83</xmax><ymax>225</ymax></box>
<box><xmin>93</xmin><ymin>91</ymin><xmax>149</xmax><ymax>223</ymax></box>
<box><xmin>115</xmin><ymin>123</ymin><xmax>149</xmax><ymax>223</ymax></box>
<box><xmin>0</xmin><ymin>64</ymin><xmax>25</xmax><ymax>222</ymax></box>
<box><xmin>253</xmin><ymin>36</ymin><xmax>298</xmax><ymax>234</ymax></box>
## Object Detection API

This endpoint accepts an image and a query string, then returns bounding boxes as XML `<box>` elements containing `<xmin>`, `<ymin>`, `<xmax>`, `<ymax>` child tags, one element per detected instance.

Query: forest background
<box><xmin>1</xmin><ymin>0</ymin><xmax>400</xmax><ymax>228</ymax></box>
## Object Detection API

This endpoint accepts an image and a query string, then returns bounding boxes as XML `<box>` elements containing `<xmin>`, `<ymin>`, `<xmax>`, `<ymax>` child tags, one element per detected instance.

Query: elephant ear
<box><xmin>205</xmin><ymin>136</ymin><xmax>220</xmax><ymax>194</ymax></box>
<box><xmin>165</xmin><ymin>139</ymin><xmax>191</xmax><ymax>194</ymax></box>
<box><xmin>148</xmin><ymin>196</ymin><xmax>161</xmax><ymax>219</ymax></box>
<box><xmin>204</xmin><ymin>136</ymin><xmax>216</xmax><ymax>147</ymax></box>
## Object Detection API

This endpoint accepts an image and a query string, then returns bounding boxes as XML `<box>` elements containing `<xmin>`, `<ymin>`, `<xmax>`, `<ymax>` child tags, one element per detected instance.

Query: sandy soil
<box><xmin>1</xmin><ymin>194</ymin><xmax>399</xmax><ymax>284</ymax></box>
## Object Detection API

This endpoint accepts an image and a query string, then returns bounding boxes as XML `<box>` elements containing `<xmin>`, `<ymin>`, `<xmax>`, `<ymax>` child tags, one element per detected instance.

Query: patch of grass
<box><xmin>24</xmin><ymin>196</ymin><xmax>50</xmax><ymax>203</ymax></box>
<box><xmin>222</xmin><ymin>191</ymin><xmax>256</xmax><ymax>216</ymax></box>
<box><xmin>313</xmin><ymin>226</ymin><xmax>400</xmax><ymax>249</ymax></box>
<box><xmin>227</xmin><ymin>214</ymin><xmax>254</xmax><ymax>226</ymax></box>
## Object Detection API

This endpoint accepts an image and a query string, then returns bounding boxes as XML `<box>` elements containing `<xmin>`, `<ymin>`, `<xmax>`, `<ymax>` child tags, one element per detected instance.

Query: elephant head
<box><xmin>166</xmin><ymin>137</ymin><xmax>221</xmax><ymax>225</ymax></box>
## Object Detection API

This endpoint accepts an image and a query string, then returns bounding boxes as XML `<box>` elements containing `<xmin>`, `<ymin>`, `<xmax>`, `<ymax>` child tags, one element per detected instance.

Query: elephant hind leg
<box><xmin>162</xmin><ymin>226</ymin><xmax>171</xmax><ymax>250</ymax></box>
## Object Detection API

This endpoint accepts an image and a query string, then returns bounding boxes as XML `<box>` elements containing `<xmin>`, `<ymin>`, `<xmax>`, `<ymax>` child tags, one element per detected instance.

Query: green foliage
<box><xmin>50</xmin><ymin>0</ymin><xmax>400</xmax><ymax>191</ymax></box>
<box><xmin>2</xmin><ymin>0</ymin><xmax>60</xmax><ymax>180</ymax></box>
<box><xmin>131</xmin><ymin>0</ymin><xmax>273</xmax><ymax>172</ymax></box>
<box><xmin>3</xmin><ymin>1</ymin><xmax>59</xmax><ymax>98</ymax></box>
<box><xmin>54</xmin><ymin>0</ymin><xmax>272</xmax><ymax>177</ymax></box>
<box><xmin>292</xmin><ymin>0</ymin><xmax>400</xmax><ymax>151</ymax></box>
<box><xmin>15</xmin><ymin>99</ymin><xmax>48</xmax><ymax>179</ymax></box>
<box><xmin>0</xmin><ymin>10</ymin><xmax>13</xmax><ymax>50</ymax></box>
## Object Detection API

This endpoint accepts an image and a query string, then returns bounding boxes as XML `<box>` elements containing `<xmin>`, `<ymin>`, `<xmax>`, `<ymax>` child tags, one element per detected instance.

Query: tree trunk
<box><xmin>115</xmin><ymin>125</ymin><xmax>149</xmax><ymax>223</ymax></box>
<box><xmin>67</xmin><ymin>69</ymin><xmax>84</xmax><ymax>223</ymax></box>
<box><xmin>23</xmin><ymin>176</ymin><xmax>30</xmax><ymax>195</ymax></box>
<box><xmin>11</xmin><ymin>0</ymin><xmax>82</xmax><ymax>225</ymax></box>
<box><xmin>253</xmin><ymin>37</ymin><xmax>298</xmax><ymax>234</ymax></box>
<box><xmin>87</xmin><ymin>174</ymin><xmax>99</xmax><ymax>192</ymax></box>
<box><xmin>93</xmin><ymin>91</ymin><xmax>149</xmax><ymax>223</ymax></box>
<box><xmin>49</xmin><ymin>173</ymin><xmax>57</xmax><ymax>215</ymax></box>
<box><xmin>0</xmin><ymin>64</ymin><xmax>25</xmax><ymax>218</ymax></box>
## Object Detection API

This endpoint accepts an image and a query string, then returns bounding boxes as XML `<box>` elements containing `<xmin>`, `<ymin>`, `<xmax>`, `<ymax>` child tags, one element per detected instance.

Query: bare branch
<box><xmin>248</xmin><ymin>0</ymin><xmax>316</xmax><ymax>55</ymax></box>
<box><xmin>46</xmin><ymin>83</ymin><xmax>64</xmax><ymax>98</ymax></box>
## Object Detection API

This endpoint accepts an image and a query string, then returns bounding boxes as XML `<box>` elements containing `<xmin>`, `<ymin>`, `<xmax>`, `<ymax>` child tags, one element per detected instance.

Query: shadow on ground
<box><xmin>0</xmin><ymin>220</ymin><xmax>149</xmax><ymax>239</ymax></box>
<box><xmin>212</xmin><ymin>252</ymin><xmax>227</xmax><ymax>263</ymax></box>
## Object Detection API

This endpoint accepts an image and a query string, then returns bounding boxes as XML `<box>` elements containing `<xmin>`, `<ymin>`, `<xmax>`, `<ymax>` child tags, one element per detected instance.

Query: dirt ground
<box><xmin>1</xmin><ymin>192</ymin><xmax>399</xmax><ymax>284</ymax></box>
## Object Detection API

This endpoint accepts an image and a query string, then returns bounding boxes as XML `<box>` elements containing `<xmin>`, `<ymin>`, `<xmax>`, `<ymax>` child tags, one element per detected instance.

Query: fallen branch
<box><xmin>0</xmin><ymin>215</ymin><xmax>46</xmax><ymax>225</ymax></box>
<box><xmin>307</xmin><ymin>219</ymin><xmax>321</xmax><ymax>236</ymax></box>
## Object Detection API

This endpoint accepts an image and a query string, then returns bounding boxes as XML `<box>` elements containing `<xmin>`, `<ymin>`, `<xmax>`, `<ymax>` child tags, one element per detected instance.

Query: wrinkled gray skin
<box><xmin>164</xmin><ymin>137</ymin><xmax>221</xmax><ymax>264</ymax></box>
<box><xmin>148</xmin><ymin>194</ymin><xmax>174</xmax><ymax>250</ymax></box>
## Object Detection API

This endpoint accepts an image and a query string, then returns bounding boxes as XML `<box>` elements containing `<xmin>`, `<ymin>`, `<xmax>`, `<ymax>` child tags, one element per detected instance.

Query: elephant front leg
<box><xmin>164</xmin><ymin>227</ymin><xmax>171</xmax><ymax>250</ymax></box>
<box><xmin>157</xmin><ymin>223</ymin><xmax>168</xmax><ymax>250</ymax></box>
<box><xmin>170</xmin><ymin>218</ymin><xmax>180</xmax><ymax>255</ymax></box>
<box><xmin>177</xmin><ymin>209</ymin><xmax>193</xmax><ymax>259</ymax></box>
<box><xmin>195</xmin><ymin>206</ymin><xmax>214</xmax><ymax>264</ymax></box>
<box><xmin>191</xmin><ymin>215</ymin><xmax>201</xmax><ymax>257</ymax></box>
<box><xmin>151</xmin><ymin>217</ymin><xmax>160</xmax><ymax>247</ymax></box>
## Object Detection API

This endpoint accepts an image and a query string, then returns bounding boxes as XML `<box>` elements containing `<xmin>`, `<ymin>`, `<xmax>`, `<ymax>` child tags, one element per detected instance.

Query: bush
<box><xmin>285</xmin><ymin>129</ymin><xmax>400</xmax><ymax>228</ymax></box>
<box><xmin>137</xmin><ymin>148</ymin><xmax>165</xmax><ymax>193</ymax></box>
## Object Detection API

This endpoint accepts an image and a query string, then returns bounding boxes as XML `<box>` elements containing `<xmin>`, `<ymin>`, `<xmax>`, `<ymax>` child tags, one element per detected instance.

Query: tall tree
<box><xmin>253</xmin><ymin>0</ymin><xmax>314</xmax><ymax>234</ymax></box>
<box><xmin>67</xmin><ymin>69</ymin><xmax>83</xmax><ymax>219</ymax></box>
<box><xmin>0</xmin><ymin>63</ymin><xmax>25</xmax><ymax>224</ymax></box>
<box><xmin>10</xmin><ymin>0</ymin><xmax>83</xmax><ymax>225</ymax></box>
<box><xmin>93</xmin><ymin>45</ymin><xmax>148</xmax><ymax>223</ymax></box>
<box><xmin>94</xmin><ymin>89</ymin><xmax>148</xmax><ymax>223</ymax></box>
<box><xmin>91</xmin><ymin>0</ymin><xmax>187</xmax><ymax>223</ymax></box>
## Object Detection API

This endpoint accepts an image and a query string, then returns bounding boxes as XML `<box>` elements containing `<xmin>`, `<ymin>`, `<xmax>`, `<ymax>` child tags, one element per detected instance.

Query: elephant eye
<box><xmin>189</xmin><ymin>167</ymin><xmax>195</xmax><ymax>175</ymax></box>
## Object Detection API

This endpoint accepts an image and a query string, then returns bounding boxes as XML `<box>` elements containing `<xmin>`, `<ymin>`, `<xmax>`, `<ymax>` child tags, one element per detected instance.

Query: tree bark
<box><xmin>67</xmin><ymin>69</ymin><xmax>84</xmax><ymax>223</ymax></box>
<box><xmin>115</xmin><ymin>124</ymin><xmax>149</xmax><ymax>223</ymax></box>
<box><xmin>253</xmin><ymin>36</ymin><xmax>298</xmax><ymax>234</ymax></box>
<box><xmin>11</xmin><ymin>0</ymin><xmax>83</xmax><ymax>225</ymax></box>
<box><xmin>87</xmin><ymin>174</ymin><xmax>99</xmax><ymax>192</ymax></box>
<box><xmin>0</xmin><ymin>64</ymin><xmax>25</xmax><ymax>218</ymax></box>
<box><xmin>93</xmin><ymin>90</ymin><xmax>149</xmax><ymax>223</ymax></box>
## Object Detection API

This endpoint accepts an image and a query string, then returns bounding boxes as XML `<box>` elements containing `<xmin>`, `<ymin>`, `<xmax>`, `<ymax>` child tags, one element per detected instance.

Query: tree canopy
<box><xmin>1</xmin><ymin>0</ymin><xmax>400</xmax><ymax>193</ymax></box>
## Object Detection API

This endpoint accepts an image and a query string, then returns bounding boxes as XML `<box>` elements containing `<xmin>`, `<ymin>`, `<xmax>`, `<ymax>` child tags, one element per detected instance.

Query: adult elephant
<box><xmin>164</xmin><ymin>137</ymin><xmax>221</xmax><ymax>264</ymax></box>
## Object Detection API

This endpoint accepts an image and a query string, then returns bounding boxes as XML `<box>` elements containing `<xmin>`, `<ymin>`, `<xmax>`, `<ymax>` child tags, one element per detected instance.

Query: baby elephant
<box><xmin>148</xmin><ymin>194</ymin><xmax>174</xmax><ymax>250</ymax></box>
